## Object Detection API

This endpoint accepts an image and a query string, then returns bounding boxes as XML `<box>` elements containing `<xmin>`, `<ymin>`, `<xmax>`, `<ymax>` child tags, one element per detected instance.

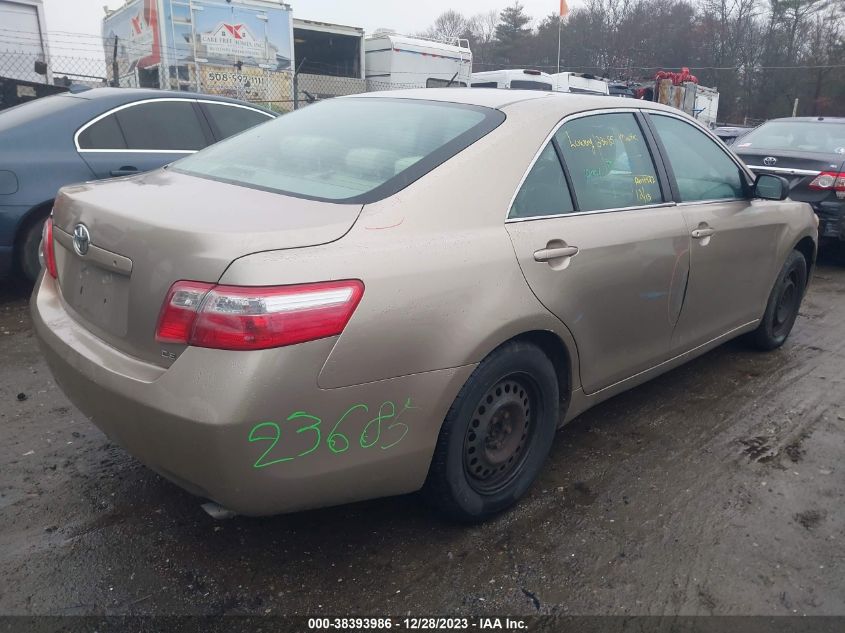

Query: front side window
<box><xmin>650</xmin><ymin>114</ymin><xmax>746</xmax><ymax>202</ymax></box>
<box><xmin>173</xmin><ymin>98</ymin><xmax>504</xmax><ymax>203</ymax></box>
<box><xmin>555</xmin><ymin>112</ymin><xmax>662</xmax><ymax>211</ymax></box>
<box><xmin>509</xmin><ymin>143</ymin><xmax>574</xmax><ymax>219</ymax></box>
<box><xmin>115</xmin><ymin>101</ymin><xmax>207</xmax><ymax>151</ymax></box>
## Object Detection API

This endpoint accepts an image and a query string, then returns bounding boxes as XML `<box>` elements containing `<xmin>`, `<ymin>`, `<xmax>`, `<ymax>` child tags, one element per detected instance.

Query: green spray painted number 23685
<box><xmin>247</xmin><ymin>398</ymin><xmax>415</xmax><ymax>469</ymax></box>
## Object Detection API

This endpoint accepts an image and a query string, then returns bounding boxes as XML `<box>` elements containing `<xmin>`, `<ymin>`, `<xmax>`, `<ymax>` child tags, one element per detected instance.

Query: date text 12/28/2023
<box><xmin>307</xmin><ymin>617</ymin><xmax>529</xmax><ymax>630</ymax></box>
<box><xmin>248</xmin><ymin>398</ymin><xmax>416</xmax><ymax>469</ymax></box>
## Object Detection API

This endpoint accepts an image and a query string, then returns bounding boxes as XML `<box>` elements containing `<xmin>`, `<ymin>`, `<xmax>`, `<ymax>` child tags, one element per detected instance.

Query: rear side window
<box><xmin>511</xmin><ymin>80</ymin><xmax>552</xmax><ymax>91</ymax></box>
<box><xmin>650</xmin><ymin>115</ymin><xmax>746</xmax><ymax>202</ymax></box>
<box><xmin>555</xmin><ymin>113</ymin><xmax>662</xmax><ymax>211</ymax></box>
<box><xmin>173</xmin><ymin>98</ymin><xmax>504</xmax><ymax>203</ymax></box>
<box><xmin>115</xmin><ymin>101</ymin><xmax>207</xmax><ymax>151</ymax></box>
<box><xmin>509</xmin><ymin>143</ymin><xmax>574</xmax><ymax>219</ymax></box>
<box><xmin>472</xmin><ymin>82</ymin><xmax>498</xmax><ymax>88</ymax></box>
<box><xmin>78</xmin><ymin>113</ymin><xmax>126</xmax><ymax>149</ymax></box>
<box><xmin>203</xmin><ymin>103</ymin><xmax>273</xmax><ymax>140</ymax></box>
<box><xmin>426</xmin><ymin>78</ymin><xmax>467</xmax><ymax>88</ymax></box>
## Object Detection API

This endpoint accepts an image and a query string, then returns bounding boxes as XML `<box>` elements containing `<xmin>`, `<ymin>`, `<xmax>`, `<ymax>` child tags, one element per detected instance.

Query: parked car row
<box><xmin>731</xmin><ymin>117</ymin><xmax>845</xmax><ymax>248</ymax></box>
<box><xmin>0</xmin><ymin>87</ymin><xmax>275</xmax><ymax>282</ymax></box>
<box><xmin>30</xmin><ymin>88</ymin><xmax>817</xmax><ymax>521</ymax></box>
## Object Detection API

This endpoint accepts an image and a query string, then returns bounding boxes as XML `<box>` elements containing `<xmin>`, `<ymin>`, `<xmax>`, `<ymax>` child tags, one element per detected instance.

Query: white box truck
<box><xmin>102</xmin><ymin>0</ymin><xmax>294</xmax><ymax>106</ymax></box>
<box><xmin>471</xmin><ymin>69</ymin><xmax>553</xmax><ymax>90</ymax></box>
<box><xmin>0</xmin><ymin>0</ymin><xmax>50</xmax><ymax>83</ymax></box>
<box><xmin>292</xmin><ymin>18</ymin><xmax>366</xmax><ymax>103</ymax></box>
<box><xmin>365</xmin><ymin>34</ymin><xmax>472</xmax><ymax>90</ymax></box>
<box><xmin>551</xmin><ymin>72</ymin><xmax>609</xmax><ymax>95</ymax></box>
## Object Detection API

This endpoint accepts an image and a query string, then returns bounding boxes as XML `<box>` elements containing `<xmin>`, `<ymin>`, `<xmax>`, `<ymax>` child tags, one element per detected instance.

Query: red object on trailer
<box><xmin>654</xmin><ymin>67</ymin><xmax>698</xmax><ymax>85</ymax></box>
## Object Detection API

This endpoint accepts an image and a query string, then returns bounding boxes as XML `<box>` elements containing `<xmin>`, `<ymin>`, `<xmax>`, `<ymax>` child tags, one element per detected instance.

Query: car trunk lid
<box><xmin>735</xmin><ymin>147</ymin><xmax>844</xmax><ymax>203</ymax></box>
<box><xmin>50</xmin><ymin>168</ymin><xmax>362</xmax><ymax>366</ymax></box>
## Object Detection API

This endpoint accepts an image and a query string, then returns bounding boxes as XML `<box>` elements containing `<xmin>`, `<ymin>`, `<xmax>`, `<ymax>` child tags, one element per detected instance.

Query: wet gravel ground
<box><xmin>1</xmin><ymin>259</ymin><xmax>844</xmax><ymax>617</ymax></box>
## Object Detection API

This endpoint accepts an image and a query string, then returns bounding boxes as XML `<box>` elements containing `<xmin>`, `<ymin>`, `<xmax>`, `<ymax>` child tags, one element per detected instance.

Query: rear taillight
<box><xmin>808</xmin><ymin>171</ymin><xmax>845</xmax><ymax>192</ymax></box>
<box><xmin>41</xmin><ymin>218</ymin><xmax>58</xmax><ymax>279</ymax></box>
<box><xmin>155</xmin><ymin>280</ymin><xmax>364</xmax><ymax>351</ymax></box>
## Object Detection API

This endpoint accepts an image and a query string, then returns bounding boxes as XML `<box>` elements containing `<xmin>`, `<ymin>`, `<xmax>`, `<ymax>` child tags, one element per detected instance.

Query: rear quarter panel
<box><xmin>219</xmin><ymin>99</ymin><xmax>584</xmax><ymax>391</ymax></box>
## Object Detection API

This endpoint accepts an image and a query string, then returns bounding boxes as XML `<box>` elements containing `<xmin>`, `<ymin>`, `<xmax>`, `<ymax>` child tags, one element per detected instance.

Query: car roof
<box><xmin>345</xmin><ymin>87</ymin><xmax>684</xmax><ymax>116</ymax></box>
<box><xmin>347</xmin><ymin>87</ymin><xmax>552</xmax><ymax>108</ymax></box>
<box><xmin>64</xmin><ymin>87</ymin><xmax>274</xmax><ymax>112</ymax></box>
<box><xmin>768</xmin><ymin>116</ymin><xmax>845</xmax><ymax>123</ymax></box>
<box><xmin>0</xmin><ymin>86</ymin><xmax>274</xmax><ymax>145</ymax></box>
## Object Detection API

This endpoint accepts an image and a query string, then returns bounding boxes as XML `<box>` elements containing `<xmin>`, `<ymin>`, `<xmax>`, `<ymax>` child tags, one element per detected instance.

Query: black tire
<box><xmin>748</xmin><ymin>250</ymin><xmax>807</xmax><ymax>350</ymax></box>
<box><xmin>423</xmin><ymin>340</ymin><xmax>560</xmax><ymax>522</ymax></box>
<box><xmin>18</xmin><ymin>215</ymin><xmax>47</xmax><ymax>284</ymax></box>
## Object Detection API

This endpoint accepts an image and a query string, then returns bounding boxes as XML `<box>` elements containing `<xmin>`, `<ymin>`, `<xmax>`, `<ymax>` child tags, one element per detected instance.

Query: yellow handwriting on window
<box><xmin>633</xmin><ymin>174</ymin><xmax>657</xmax><ymax>185</ymax></box>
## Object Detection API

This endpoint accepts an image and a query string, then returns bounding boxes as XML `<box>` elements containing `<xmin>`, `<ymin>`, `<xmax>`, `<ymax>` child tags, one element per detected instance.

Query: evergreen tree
<box><xmin>495</xmin><ymin>2</ymin><xmax>532</xmax><ymax>63</ymax></box>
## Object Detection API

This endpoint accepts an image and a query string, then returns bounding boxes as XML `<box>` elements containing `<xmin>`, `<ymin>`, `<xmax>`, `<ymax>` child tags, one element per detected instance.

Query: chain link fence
<box><xmin>0</xmin><ymin>52</ymin><xmax>432</xmax><ymax>112</ymax></box>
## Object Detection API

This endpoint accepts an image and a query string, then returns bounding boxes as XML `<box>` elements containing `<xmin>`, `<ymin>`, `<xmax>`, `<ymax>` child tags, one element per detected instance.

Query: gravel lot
<box><xmin>1</xmin><ymin>259</ymin><xmax>844</xmax><ymax>616</ymax></box>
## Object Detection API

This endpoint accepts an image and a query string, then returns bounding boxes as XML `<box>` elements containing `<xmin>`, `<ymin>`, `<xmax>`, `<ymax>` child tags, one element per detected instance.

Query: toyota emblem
<box><xmin>763</xmin><ymin>156</ymin><xmax>778</xmax><ymax>166</ymax></box>
<box><xmin>72</xmin><ymin>224</ymin><xmax>91</xmax><ymax>256</ymax></box>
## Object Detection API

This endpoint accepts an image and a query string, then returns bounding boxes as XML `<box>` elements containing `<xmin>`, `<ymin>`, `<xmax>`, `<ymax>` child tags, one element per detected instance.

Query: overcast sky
<box><xmin>41</xmin><ymin>0</ymin><xmax>576</xmax><ymax>52</ymax></box>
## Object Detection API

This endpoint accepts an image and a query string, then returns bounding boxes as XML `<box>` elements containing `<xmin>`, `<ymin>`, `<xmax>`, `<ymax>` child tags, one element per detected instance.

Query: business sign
<box><xmin>184</xmin><ymin>2</ymin><xmax>291</xmax><ymax>70</ymax></box>
<box><xmin>104</xmin><ymin>1</ymin><xmax>292</xmax><ymax>69</ymax></box>
<box><xmin>201</xmin><ymin>64</ymin><xmax>266</xmax><ymax>96</ymax></box>
<box><xmin>102</xmin><ymin>0</ymin><xmax>160</xmax><ymax>72</ymax></box>
<box><xmin>200</xmin><ymin>22</ymin><xmax>266</xmax><ymax>59</ymax></box>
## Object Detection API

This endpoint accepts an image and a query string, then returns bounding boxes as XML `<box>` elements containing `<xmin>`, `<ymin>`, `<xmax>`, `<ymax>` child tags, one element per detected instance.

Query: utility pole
<box><xmin>557</xmin><ymin>0</ymin><xmax>569</xmax><ymax>75</ymax></box>
<box><xmin>111</xmin><ymin>36</ymin><xmax>119</xmax><ymax>87</ymax></box>
<box><xmin>557</xmin><ymin>16</ymin><xmax>562</xmax><ymax>75</ymax></box>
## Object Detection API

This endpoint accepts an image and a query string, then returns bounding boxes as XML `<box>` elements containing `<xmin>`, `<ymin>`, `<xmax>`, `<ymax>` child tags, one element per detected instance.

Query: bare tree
<box><xmin>468</xmin><ymin>11</ymin><xmax>500</xmax><ymax>67</ymax></box>
<box><xmin>419</xmin><ymin>10</ymin><xmax>470</xmax><ymax>42</ymax></box>
<box><xmin>415</xmin><ymin>0</ymin><xmax>845</xmax><ymax>119</ymax></box>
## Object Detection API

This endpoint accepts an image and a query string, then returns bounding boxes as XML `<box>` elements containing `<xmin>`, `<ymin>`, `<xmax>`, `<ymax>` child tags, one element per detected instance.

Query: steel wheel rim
<box><xmin>463</xmin><ymin>375</ymin><xmax>538</xmax><ymax>494</ymax></box>
<box><xmin>773</xmin><ymin>269</ymin><xmax>800</xmax><ymax>336</ymax></box>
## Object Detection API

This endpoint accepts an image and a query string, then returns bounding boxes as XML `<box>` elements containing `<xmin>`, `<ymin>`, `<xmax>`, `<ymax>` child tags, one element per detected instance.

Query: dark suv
<box><xmin>733</xmin><ymin>117</ymin><xmax>845</xmax><ymax>251</ymax></box>
<box><xmin>0</xmin><ymin>88</ymin><xmax>275</xmax><ymax>282</ymax></box>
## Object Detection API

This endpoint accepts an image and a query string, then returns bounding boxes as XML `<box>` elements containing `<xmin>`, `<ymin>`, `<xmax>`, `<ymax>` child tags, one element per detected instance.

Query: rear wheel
<box><xmin>423</xmin><ymin>341</ymin><xmax>559</xmax><ymax>522</ymax></box>
<box><xmin>18</xmin><ymin>216</ymin><xmax>47</xmax><ymax>284</ymax></box>
<box><xmin>748</xmin><ymin>250</ymin><xmax>807</xmax><ymax>350</ymax></box>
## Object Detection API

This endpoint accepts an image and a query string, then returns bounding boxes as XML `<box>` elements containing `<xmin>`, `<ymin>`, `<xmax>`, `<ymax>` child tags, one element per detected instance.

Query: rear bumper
<box><xmin>810</xmin><ymin>199</ymin><xmax>845</xmax><ymax>241</ymax></box>
<box><xmin>31</xmin><ymin>273</ymin><xmax>473</xmax><ymax>516</ymax></box>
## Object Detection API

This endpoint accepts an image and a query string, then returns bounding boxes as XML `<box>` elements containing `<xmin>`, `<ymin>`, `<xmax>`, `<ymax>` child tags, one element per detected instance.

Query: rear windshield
<box><xmin>737</xmin><ymin>120</ymin><xmax>845</xmax><ymax>155</ymax></box>
<box><xmin>173</xmin><ymin>97</ymin><xmax>504</xmax><ymax>203</ymax></box>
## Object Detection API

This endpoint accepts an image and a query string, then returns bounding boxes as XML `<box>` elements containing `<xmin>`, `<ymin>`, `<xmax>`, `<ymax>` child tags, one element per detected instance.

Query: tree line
<box><xmin>418</xmin><ymin>0</ymin><xmax>845</xmax><ymax>123</ymax></box>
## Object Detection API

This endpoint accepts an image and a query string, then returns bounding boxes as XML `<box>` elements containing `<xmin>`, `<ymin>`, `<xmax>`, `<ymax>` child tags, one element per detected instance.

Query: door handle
<box><xmin>534</xmin><ymin>245</ymin><xmax>579</xmax><ymax>262</ymax></box>
<box><xmin>691</xmin><ymin>228</ymin><xmax>715</xmax><ymax>239</ymax></box>
<box><xmin>110</xmin><ymin>166</ymin><xmax>139</xmax><ymax>177</ymax></box>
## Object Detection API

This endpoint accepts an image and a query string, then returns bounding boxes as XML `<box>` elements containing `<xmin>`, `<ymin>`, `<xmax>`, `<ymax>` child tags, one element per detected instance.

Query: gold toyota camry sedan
<box><xmin>32</xmin><ymin>89</ymin><xmax>817</xmax><ymax>521</ymax></box>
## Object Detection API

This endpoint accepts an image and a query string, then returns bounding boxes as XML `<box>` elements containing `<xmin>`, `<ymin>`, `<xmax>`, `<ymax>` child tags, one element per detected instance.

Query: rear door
<box><xmin>76</xmin><ymin>99</ymin><xmax>212</xmax><ymax>179</ymax></box>
<box><xmin>506</xmin><ymin>110</ymin><xmax>690</xmax><ymax>394</ymax></box>
<box><xmin>646</xmin><ymin>112</ymin><xmax>782</xmax><ymax>352</ymax></box>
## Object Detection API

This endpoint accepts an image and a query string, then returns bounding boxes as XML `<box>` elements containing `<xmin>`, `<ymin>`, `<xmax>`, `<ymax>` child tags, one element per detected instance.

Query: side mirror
<box><xmin>754</xmin><ymin>173</ymin><xmax>789</xmax><ymax>201</ymax></box>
